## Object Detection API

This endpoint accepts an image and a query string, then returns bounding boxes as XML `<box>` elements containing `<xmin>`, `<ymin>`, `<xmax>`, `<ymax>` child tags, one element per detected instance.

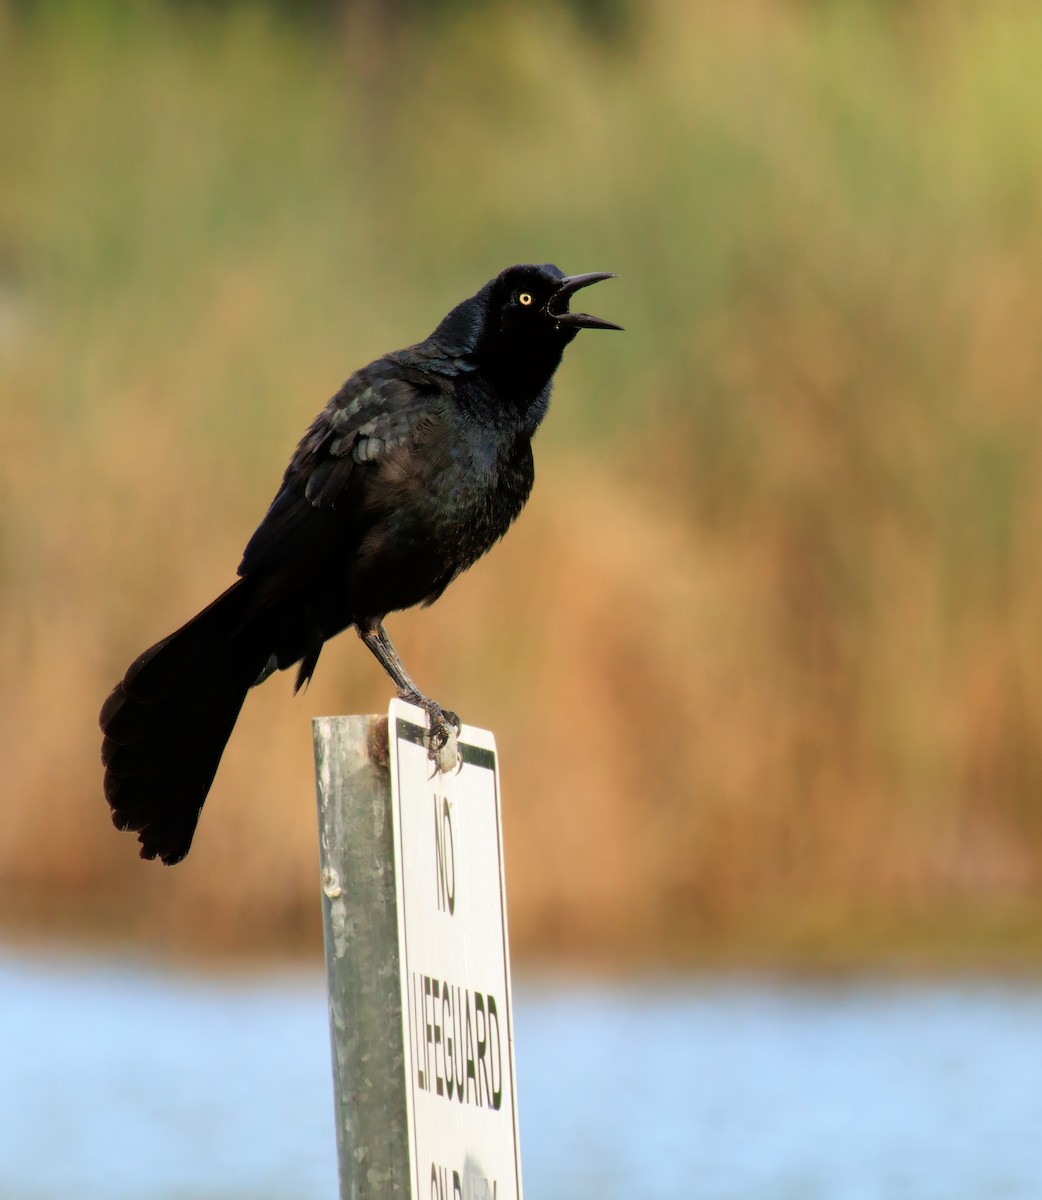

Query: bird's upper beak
<box><xmin>545</xmin><ymin>272</ymin><xmax>623</xmax><ymax>331</ymax></box>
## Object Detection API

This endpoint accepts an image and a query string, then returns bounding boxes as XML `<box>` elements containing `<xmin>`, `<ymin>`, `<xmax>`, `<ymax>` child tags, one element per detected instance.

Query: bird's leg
<box><xmin>357</xmin><ymin>620</ymin><xmax>461</xmax><ymax>765</ymax></box>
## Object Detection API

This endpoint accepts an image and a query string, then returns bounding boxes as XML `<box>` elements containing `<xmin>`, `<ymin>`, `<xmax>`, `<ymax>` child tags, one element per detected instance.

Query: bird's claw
<box><xmin>421</xmin><ymin>703</ymin><xmax>462</xmax><ymax>776</ymax></box>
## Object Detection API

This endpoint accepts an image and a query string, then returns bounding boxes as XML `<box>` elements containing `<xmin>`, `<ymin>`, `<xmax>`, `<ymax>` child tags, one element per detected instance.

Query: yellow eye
<box><xmin>518</xmin><ymin>292</ymin><xmax>533</xmax><ymax>306</ymax></box>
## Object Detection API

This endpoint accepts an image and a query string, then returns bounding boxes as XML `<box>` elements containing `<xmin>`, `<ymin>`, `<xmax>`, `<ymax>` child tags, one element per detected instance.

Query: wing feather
<box><xmin>238</xmin><ymin>364</ymin><xmax>439</xmax><ymax>577</ymax></box>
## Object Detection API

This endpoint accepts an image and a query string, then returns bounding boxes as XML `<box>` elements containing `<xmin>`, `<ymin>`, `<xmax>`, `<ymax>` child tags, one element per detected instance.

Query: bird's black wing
<box><xmin>238</xmin><ymin>357</ymin><xmax>441</xmax><ymax>579</ymax></box>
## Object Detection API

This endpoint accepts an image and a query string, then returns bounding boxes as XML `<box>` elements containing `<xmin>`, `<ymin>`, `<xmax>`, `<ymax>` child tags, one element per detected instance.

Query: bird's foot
<box><xmin>411</xmin><ymin>696</ymin><xmax>462</xmax><ymax>775</ymax></box>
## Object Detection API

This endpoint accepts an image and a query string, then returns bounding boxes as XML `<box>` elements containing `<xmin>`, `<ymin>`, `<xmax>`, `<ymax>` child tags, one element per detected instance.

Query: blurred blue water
<box><xmin>1</xmin><ymin>950</ymin><xmax>1040</xmax><ymax>1200</ymax></box>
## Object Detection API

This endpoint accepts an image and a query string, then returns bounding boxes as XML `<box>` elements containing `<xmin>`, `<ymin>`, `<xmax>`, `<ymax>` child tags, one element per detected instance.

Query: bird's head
<box><xmin>488</xmin><ymin>263</ymin><xmax>622</xmax><ymax>340</ymax></box>
<box><xmin>429</xmin><ymin>264</ymin><xmax>620</xmax><ymax>429</ymax></box>
<box><xmin>433</xmin><ymin>263</ymin><xmax>620</xmax><ymax>376</ymax></box>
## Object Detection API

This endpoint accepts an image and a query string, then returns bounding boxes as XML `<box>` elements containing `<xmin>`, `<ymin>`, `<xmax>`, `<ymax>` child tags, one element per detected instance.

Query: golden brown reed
<box><xmin>2</xmin><ymin>3</ymin><xmax>1042</xmax><ymax>967</ymax></box>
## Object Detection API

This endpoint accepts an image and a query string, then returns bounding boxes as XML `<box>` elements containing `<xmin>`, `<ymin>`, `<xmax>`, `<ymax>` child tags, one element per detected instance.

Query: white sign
<box><xmin>388</xmin><ymin>699</ymin><xmax>523</xmax><ymax>1200</ymax></box>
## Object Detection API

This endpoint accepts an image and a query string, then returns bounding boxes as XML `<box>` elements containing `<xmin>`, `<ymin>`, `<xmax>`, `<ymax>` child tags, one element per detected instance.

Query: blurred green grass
<box><xmin>2</xmin><ymin>1</ymin><xmax>1042</xmax><ymax>964</ymax></box>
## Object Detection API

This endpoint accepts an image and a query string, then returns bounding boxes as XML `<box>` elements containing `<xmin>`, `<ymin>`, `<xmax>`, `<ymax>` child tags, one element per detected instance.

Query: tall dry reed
<box><xmin>2</xmin><ymin>2</ymin><xmax>1041</xmax><ymax>964</ymax></box>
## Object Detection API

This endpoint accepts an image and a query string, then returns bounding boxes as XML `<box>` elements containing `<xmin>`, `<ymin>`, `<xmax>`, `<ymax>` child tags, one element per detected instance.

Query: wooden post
<box><xmin>313</xmin><ymin>714</ymin><xmax>409</xmax><ymax>1200</ymax></box>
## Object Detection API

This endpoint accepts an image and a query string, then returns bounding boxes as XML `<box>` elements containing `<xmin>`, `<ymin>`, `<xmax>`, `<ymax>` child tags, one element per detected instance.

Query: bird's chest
<box><xmin>351</xmin><ymin>421</ymin><xmax>534</xmax><ymax>615</ymax></box>
<box><xmin>420</xmin><ymin>427</ymin><xmax>534</xmax><ymax>566</ymax></box>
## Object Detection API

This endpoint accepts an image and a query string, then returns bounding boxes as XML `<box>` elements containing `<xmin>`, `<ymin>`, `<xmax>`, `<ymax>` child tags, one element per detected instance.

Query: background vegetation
<box><xmin>3</xmin><ymin>1</ymin><xmax>1042</xmax><ymax>967</ymax></box>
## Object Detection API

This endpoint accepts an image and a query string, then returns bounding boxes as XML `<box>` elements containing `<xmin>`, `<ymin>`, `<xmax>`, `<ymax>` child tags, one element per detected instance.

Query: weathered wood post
<box><xmin>314</xmin><ymin>701</ymin><xmax>523</xmax><ymax>1200</ymax></box>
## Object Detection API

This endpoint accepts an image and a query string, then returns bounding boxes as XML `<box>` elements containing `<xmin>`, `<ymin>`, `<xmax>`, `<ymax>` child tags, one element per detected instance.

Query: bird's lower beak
<box><xmin>545</xmin><ymin>272</ymin><xmax>623</xmax><ymax>330</ymax></box>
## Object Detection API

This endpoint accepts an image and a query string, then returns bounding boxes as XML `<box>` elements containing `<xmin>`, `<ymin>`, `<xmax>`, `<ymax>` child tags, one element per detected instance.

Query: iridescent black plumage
<box><xmin>100</xmin><ymin>264</ymin><xmax>619</xmax><ymax>863</ymax></box>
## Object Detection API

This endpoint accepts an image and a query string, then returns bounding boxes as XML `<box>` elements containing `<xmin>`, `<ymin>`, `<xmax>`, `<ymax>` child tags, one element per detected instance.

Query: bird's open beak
<box><xmin>545</xmin><ymin>272</ymin><xmax>623</xmax><ymax>331</ymax></box>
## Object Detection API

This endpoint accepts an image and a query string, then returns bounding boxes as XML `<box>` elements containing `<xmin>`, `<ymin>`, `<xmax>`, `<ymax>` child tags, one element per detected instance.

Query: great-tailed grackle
<box><xmin>100</xmin><ymin>264</ymin><xmax>620</xmax><ymax>864</ymax></box>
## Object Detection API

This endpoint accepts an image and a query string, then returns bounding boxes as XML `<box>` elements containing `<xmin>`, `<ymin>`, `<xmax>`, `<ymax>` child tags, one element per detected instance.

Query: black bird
<box><xmin>100</xmin><ymin>264</ymin><xmax>620</xmax><ymax>864</ymax></box>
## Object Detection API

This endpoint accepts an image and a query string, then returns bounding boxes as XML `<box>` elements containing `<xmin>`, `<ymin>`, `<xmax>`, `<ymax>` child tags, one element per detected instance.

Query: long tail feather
<box><xmin>99</xmin><ymin>582</ymin><xmax>269</xmax><ymax>864</ymax></box>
